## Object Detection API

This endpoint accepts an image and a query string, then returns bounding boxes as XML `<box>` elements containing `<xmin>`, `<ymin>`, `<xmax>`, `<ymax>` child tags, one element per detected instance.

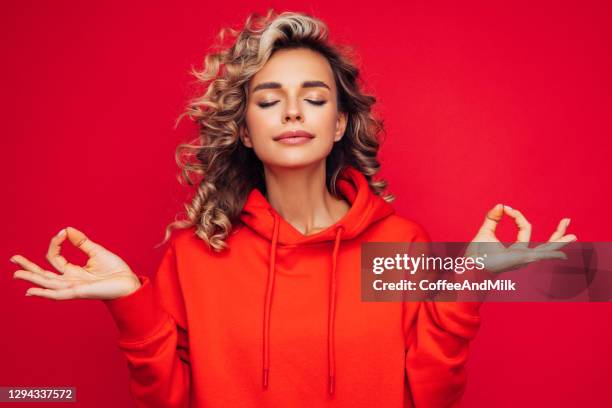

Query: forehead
<box><xmin>249</xmin><ymin>48</ymin><xmax>335</xmax><ymax>91</ymax></box>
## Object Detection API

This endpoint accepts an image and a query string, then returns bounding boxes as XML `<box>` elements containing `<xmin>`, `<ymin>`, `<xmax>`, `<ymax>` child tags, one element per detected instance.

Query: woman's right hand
<box><xmin>11</xmin><ymin>227</ymin><xmax>141</xmax><ymax>300</ymax></box>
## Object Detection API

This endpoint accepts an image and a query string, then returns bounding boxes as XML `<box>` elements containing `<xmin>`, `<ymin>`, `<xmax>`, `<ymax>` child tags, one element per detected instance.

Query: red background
<box><xmin>2</xmin><ymin>1</ymin><xmax>611</xmax><ymax>406</ymax></box>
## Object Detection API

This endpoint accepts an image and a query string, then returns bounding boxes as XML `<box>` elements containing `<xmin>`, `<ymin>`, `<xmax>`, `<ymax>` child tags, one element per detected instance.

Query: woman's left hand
<box><xmin>464</xmin><ymin>204</ymin><xmax>577</xmax><ymax>274</ymax></box>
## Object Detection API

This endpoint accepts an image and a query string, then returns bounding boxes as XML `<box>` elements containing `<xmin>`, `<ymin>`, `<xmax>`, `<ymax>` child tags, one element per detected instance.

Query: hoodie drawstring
<box><xmin>262</xmin><ymin>209</ymin><xmax>345</xmax><ymax>397</ymax></box>
<box><xmin>262</xmin><ymin>209</ymin><xmax>280</xmax><ymax>389</ymax></box>
<box><xmin>328</xmin><ymin>224</ymin><xmax>344</xmax><ymax>396</ymax></box>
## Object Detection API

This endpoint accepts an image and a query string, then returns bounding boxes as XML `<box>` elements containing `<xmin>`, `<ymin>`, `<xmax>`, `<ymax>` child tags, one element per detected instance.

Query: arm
<box><xmin>103</xmin><ymin>240</ymin><xmax>191</xmax><ymax>408</ymax></box>
<box><xmin>403</xmin><ymin>300</ymin><xmax>481</xmax><ymax>407</ymax></box>
<box><xmin>403</xmin><ymin>203</ymin><xmax>575</xmax><ymax>407</ymax></box>
<box><xmin>403</xmin><ymin>226</ymin><xmax>482</xmax><ymax>408</ymax></box>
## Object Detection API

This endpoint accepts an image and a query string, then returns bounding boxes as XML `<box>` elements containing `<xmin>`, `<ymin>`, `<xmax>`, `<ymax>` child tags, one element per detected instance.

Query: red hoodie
<box><xmin>104</xmin><ymin>165</ymin><xmax>482</xmax><ymax>407</ymax></box>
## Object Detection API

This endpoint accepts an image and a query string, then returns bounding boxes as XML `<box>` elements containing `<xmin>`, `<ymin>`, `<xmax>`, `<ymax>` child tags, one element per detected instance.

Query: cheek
<box><xmin>309</xmin><ymin>106</ymin><xmax>339</xmax><ymax>134</ymax></box>
<box><xmin>245</xmin><ymin>108</ymin><xmax>275</xmax><ymax>139</ymax></box>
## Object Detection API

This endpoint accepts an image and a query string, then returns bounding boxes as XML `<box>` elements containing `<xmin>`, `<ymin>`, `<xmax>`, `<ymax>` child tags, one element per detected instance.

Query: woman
<box><xmin>10</xmin><ymin>10</ymin><xmax>576</xmax><ymax>408</ymax></box>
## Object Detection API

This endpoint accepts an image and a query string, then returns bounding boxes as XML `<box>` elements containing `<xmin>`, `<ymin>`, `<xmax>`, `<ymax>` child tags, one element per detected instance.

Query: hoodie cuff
<box><xmin>103</xmin><ymin>275</ymin><xmax>169</xmax><ymax>343</ymax></box>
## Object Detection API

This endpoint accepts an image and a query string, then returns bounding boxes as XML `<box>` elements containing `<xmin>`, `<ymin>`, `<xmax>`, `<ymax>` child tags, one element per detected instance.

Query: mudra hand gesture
<box><xmin>11</xmin><ymin>227</ymin><xmax>141</xmax><ymax>300</ymax></box>
<box><xmin>465</xmin><ymin>204</ymin><xmax>577</xmax><ymax>274</ymax></box>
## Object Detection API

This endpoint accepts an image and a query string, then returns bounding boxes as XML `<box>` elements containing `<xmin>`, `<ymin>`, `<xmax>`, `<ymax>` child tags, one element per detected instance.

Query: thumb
<box><xmin>479</xmin><ymin>203</ymin><xmax>505</xmax><ymax>235</ymax></box>
<box><xmin>65</xmin><ymin>227</ymin><xmax>104</xmax><ymax>256</ymax></box>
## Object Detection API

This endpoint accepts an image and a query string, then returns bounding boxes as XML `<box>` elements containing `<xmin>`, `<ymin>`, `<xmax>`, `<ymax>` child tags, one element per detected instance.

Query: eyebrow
<box><xmin>252</xmin><ymin>80</ymin><xmax>331</xmax><ymax>93</ymax></box>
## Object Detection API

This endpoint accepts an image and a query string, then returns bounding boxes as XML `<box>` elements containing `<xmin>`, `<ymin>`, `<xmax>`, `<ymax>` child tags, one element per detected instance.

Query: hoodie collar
<box><xmin>239</xmin><ymin>165</ymin><xmax>395</xmax><ymax>397</ymax></box>
<box><xmin>240</xmin><ymin>165</ymin><xmax>395</xmax><ymax>245</ymax></box>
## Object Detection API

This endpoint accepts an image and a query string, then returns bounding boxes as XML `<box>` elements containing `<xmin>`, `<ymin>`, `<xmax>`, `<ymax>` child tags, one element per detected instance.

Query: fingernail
<box><xmin>57</xmin><ymin>229</ymin><xmax>66</xmax><ymax>237</ymax></box>
<box><xmin>504</xmin><ymin>205</ymin><xmax>513</xmax><ymax>211</ymax></box>
<box><xmin>10</xmin><ymin>257</ymin><xmax>17</xmax><ymax>264</ymax></box>
<box><xmin>566</xmin><ymin>218</ymin><xmax>571</xmax><ymax>227</ymax></box>
<box><xmin>25</xmin><ymin>292</ymin><xmax>32</xmax><ymax>296</ymax></box>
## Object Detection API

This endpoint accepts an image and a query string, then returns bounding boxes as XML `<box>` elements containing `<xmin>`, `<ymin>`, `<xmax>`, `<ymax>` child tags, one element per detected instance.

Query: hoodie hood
<box><xmin>239</xmin><ymin>165</ymin><xmax>395</xmax><ymax>396</ymax></box>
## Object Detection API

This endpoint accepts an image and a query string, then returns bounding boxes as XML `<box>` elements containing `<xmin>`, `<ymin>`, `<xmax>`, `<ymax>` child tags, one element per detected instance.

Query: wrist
<box><xmin>112</xmin><ymin>274</ymin><xmax>143</xmax><ymax>299</ymax></box>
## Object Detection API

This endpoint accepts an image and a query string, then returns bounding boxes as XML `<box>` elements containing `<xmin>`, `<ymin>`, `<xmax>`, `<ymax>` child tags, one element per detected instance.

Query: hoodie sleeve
<box><xmin>103</xmin><ymin>239</ymin><xmax>191</xmax><ymax>408</ymax></box>
<box><xmin>403</xmin><ymin>225</ymin><xmax>482</xmax><ymax>408</ymax></box>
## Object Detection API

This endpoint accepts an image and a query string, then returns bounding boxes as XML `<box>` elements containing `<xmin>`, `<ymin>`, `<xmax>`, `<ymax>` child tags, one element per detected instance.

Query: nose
<box><xmin>283</xmin><ymin>99</ymin><xmax>304</xmax><ymax>123</ymax></box>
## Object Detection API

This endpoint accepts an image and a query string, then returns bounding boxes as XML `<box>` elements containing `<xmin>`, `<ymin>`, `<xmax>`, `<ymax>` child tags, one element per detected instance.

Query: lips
<box><xmin>273</xmin><ymin>130</ymin><xmax>315</xmax><ymax>141</ymax></box>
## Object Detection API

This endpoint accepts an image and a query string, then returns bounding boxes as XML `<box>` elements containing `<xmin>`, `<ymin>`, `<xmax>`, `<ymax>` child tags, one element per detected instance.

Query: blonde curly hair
<box><xmin>157</xmin><ymin>8</ymin><xmax>395</xmax><ymax>252</ymax></box>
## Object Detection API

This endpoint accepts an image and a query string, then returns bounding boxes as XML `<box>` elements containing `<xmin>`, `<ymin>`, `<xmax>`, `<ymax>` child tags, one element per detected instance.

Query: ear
<box><xmin>241</xmin><ymin>127</ymin><xmax>253</xmax><ymax>148</ymax></box>
<box><xmin>334</xmin><ymin>112</ymin><xmax>348</xmax><ymax>142</ymax></box>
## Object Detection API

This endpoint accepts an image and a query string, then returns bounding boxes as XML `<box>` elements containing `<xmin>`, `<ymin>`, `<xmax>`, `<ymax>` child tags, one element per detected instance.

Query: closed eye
<box><xmin>306</xmin><ymin>99</ymin><xmax>327</xmax><ymax>106</ymax></box>
<box><xmin>256</xmin><ymin>100</ymin><xmax>327</xmax><ymax>109</ymax></box>
<box><xmin>257</xmin><ymin>101</ymin><xmax>278</xmax><ymax>108</ymax></box>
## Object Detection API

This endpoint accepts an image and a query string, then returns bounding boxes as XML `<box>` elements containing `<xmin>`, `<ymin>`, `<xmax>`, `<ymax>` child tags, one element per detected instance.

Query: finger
<box><xmin>26</xmin><ymin>286</ymin><xmax>79</xmax><ymax>300</ymax></box>
<box><xmin>534</xmin><ymin>234</ymin><xmax>578</xmax><ymax>252</ymax></box>
<box><xmin>65</xmin><ymin>227</ymin><xmax>104</xmax><ymax>257</ymax></box>
<box><xmin>46</xmin><ymin>229</ymin><xmax>71</xmax><ymax>274</ymax></box>
<box><xmin>479</xmin><ymin>203</ymin><xmax>505</xmax><ymax>235</ymax></box>
<box><xmin>548</xmin><ymin>218</ymin><xmax>570</xmax><ymax>242</ymax></box>
<box><xmin>508</xmin><ymin>241</ymin><xmax>531</xmax><ymax>251</ymax></box>
<box><xmin>527</xmin><ymin>250</ymin><xmax>568</xmax><ymax>263</ymax></box>
<box><xmin>9</xmin><ymin>255</ymin><xmax>46</xmax><ymax>275</ymax></box>
<box><xmin>503</xmin><ymin>205</ymin><xmax>532</xmax><ymax>244</ymax></box>
<box><xmin>14</xmin><ymin>270</ymin><xmax>71</xmax><ymax>290</ymax></box>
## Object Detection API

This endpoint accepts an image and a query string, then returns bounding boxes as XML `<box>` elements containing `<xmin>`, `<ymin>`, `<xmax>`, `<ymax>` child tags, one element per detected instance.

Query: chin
<box><xmin>263</xmin><ymin>155</ymin><xmax>327</xmax><ymax>170</ymax></box>
<box><xmin>258</xmin><ymin>147</ymin><xmax>326</xmax><ymax>167</ymax></box>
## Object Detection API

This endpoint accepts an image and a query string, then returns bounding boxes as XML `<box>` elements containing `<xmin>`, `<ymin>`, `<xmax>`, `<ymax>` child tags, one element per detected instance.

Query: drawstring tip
<box><xmin>262</xmin><ymin>369</ymin><xmax>269</xmax><ymax>389</ymax></box>
<box><xmin>328</xmin><ymin>375</ymin><xmax>335</xmax><ymax>395</ymax></box>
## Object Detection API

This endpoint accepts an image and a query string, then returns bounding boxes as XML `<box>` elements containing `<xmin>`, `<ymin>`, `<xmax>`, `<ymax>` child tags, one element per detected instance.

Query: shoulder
<box><xmin>165</xmin><ymin>226</ymin><xmax>210</xmax><ymax>254</ymax></box>
<box><xmin>377</xmin><ymin>214</ymin><xmax>432</xmax><ymax>243</ymax></box>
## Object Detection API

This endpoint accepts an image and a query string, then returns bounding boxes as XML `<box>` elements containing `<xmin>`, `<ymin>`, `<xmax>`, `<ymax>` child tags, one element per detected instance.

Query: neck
<box><xmin>263</xmin><ymin>161</ymin><xmax>350</xmax><ymax>236</ymax></box>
